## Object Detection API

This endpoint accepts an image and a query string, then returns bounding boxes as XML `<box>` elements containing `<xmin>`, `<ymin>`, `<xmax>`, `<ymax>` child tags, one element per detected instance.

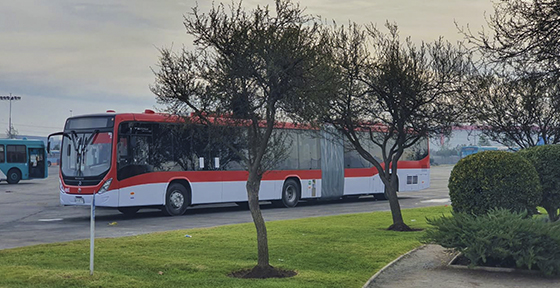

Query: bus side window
<box><xmin>0</xmin><ymin>145</ymin><xmax>4</xmax><ymax>163</ymax></box>
<box><xmin>118</xmin><ymin>138</ymin><xmax>128</xmax><ymax>158</ymax></box>
<box><xmin>7</xmin><ymin>145</ymin><xmax>26</xmax><ymax>163</ymax></box>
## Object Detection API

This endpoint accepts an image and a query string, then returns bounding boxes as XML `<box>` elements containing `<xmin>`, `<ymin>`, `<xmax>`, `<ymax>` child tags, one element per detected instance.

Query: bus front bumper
<box><xmin>60</xmin><ymin>189</ymin><xmax>119</xmax><ymax>207</ymax></box>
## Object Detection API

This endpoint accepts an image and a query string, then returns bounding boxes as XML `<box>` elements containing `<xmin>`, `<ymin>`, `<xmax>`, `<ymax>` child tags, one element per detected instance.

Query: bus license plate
<box><xmin>75</xmin><ymin>197</ymin><xmax>84</xmax><ymax>204</ymax></box>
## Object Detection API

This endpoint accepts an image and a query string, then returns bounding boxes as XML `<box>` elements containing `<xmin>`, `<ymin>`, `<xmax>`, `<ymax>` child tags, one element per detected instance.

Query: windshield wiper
<box><xmin>48</xmin><ymin>130</ymin><xmax>100</xmax><ymax>177</ymax></box>
<box><xmin>69</xmin><ymin>130</ymin><xmax>99</xmax><ymax>176</ymax></box>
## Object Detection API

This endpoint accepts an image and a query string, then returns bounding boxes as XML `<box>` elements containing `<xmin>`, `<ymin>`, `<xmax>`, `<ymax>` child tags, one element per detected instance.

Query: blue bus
<box><xmin>459</xmin><ymin>145</ymin><xmax>514</xmax><ymax>158</ymax></box>
<box><xmin>0</xmin><ymin>139</ymin><xmax>48</xmax><ymax>184</ymax></box>
<box><xmin>47</xmin><ymin>150</ymin><xmax>60</xmax><ymax>167</ymax></box>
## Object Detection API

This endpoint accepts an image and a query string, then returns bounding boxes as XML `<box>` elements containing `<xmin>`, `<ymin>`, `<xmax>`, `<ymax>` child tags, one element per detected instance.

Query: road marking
<box><xmin>38</xmin><ymin>218</ymin><xmax>63</xmax><ymax>222</ymax></box>
<box><xmin>420</xmin><ymin>198</ymin><xmax>450</xmax><ymax>203</ymax></box>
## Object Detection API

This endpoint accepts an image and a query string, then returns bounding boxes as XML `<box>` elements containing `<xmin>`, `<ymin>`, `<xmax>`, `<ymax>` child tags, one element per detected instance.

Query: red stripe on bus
<box><xmin>114</xmin><ymin>156</ymin><xmax>428</xmax><ymax>188</ymax></box>
<box><xmin>65</xmin><ymin>155</ymin><xmax>429</xmax><ymax>192</ymax></box>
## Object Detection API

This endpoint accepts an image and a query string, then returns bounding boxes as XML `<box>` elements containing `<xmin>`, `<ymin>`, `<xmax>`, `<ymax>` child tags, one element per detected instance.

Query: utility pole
<box><xmin>0</xmin><ymin>93</ymin><xmax>22</xmax><ymax>139</ymax></box>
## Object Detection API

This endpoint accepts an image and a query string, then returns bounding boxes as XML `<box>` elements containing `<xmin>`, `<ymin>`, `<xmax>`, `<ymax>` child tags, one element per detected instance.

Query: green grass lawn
<box><xmin>0</xmin><ymin>206</ymin><xmax>451</xmax><ymax>288</ymax></box>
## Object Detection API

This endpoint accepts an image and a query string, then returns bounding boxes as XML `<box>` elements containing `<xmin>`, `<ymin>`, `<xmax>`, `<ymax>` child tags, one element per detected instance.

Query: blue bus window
<box><xmin>7</xmin><ymin>145</ymin><xmax>26</xmax><ymax>163</ymax></box>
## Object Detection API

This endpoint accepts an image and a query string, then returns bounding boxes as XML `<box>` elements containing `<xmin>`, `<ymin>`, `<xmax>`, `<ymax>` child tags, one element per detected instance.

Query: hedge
<box><xmin>518</xmin><ymin>145</ymin><xmax>560</xmax><ymax>221</ymax></box>
<box><xmin>424</xmin><ymin>209</ymin><xmax>560</xmax><ymax>275</ymax></box>
<box><xmin>448</xmin><ymin>150</ymin><xmax>542</xmax><ymax>216</ymax></box>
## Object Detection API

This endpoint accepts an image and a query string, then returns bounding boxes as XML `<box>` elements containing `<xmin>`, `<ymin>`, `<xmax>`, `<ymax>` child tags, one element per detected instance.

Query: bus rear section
<box><xmin>0</xmin><ymin>139</ymin><xmax>48</xmax><ymax>184</ymax></box>
<box><xmin>53</xmin><ymin>111</ymin><xmax>430</xmax><ymax>216</ymax></box>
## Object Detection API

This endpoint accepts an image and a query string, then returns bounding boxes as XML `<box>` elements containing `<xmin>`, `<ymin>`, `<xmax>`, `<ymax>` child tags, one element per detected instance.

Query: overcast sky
<box><xmin>0</xmin><ymin>0</ymin><xmax>494</xmax><ymax>137</ymax></box>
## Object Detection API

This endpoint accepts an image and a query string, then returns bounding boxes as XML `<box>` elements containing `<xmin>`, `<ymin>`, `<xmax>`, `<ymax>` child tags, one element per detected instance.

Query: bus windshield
<box><xmin>61</xmin><ymin>132</ymin><xmax>113</xmax><ymax>177</ymax></box>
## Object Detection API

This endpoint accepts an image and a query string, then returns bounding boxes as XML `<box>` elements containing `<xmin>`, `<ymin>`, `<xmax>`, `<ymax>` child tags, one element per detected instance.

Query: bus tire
<box><xmin>163</xmin><ymin>183</ymin><xmax>190</xmax><ymax>216</ymax></box>
<box><xmin>118</xmin><ymin>207</ymin><xmax>140</xmax><ymax>216</ymax></box>
<box><xmin>7</xmin><ymin>169</ymin><xmax>21</xmax><ymax>184</ymax></box>
<box><xmin>280</xmin><ymin>179</ymin><xmax>300</xmax><ymax>208</ymax></box>
<box><xmin>47</xmin><ymin>161</ymin><xmax>52</xmax><ymax>167</ymax></box>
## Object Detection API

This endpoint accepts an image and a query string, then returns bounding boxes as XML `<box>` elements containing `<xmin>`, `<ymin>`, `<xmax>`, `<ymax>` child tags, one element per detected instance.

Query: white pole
<box><xmin>1</xmin><ymin>93</ymin><xmax>21</xmax><ymax>139</ymax></box>
<box><xmin>90</xmin><ymin>192</ymin><xmax>96</xmax><ymax>275</ymax></box>
<box><xmin>8</xmin><ymin>93</ymin><xmax>12</xmax><ymax>138</ymax></box>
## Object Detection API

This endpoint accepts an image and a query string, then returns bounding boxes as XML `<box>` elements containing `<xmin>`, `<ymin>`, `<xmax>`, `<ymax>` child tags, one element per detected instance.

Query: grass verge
<box><xmin>0</xmin><ymin>206</ymin><xmax>451</xmax><ymax>288</ymax></box>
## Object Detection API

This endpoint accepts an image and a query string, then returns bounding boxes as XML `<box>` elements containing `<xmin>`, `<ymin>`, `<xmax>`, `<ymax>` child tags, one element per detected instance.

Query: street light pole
<box><xmin>0</xmin><ymin>93</ymin><xmax>22</xmax><ymax>139</ymax></box>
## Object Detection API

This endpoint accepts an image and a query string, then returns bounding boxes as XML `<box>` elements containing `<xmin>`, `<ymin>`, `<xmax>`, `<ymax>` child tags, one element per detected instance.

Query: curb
<box><xmin>447</xmin><ymin>253</ymin><xmax>540</xmax><ymax>275</ymax></box>
<box><xmin>362</xmin><ymin>245</ymin><xmax>426</xmax><ymax>288</ymax></box>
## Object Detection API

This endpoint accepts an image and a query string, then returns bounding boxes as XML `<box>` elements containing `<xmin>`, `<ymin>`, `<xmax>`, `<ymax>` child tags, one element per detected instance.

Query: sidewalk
<box><xmin>363</xmin><ymin>245</ymin><xmax>560</xmax><ymax>288</ymax></box>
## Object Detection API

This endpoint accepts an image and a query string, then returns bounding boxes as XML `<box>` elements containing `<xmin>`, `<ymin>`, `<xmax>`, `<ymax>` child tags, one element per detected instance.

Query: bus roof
<box><xmin>67</xmin><ymin>110</ymin><xmax>399</xmax><ymax>132</ymax></box>
<box><xmin>0</xmin><ymin>138</ymin><xmax>45</xmax><ymax>146</ymax></box>
<box><xmin>66</xmin><ymin>110</ymin><xmax>313</xmax><ymax>130</ymax></box>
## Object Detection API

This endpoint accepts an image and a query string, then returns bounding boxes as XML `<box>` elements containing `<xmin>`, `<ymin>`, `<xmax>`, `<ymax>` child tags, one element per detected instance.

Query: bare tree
<box><xmin>322</xmin><ymin>23</ymin><xmax>473</xmax><ymax>231</ymax></box>
<box><xmin>461</xmin><ymin>0</ymin><xmax>560</xmax><ymax>77</ymax></box>
<box><xmin>6</xmin><ymin>127</ymin><xmax>18</xmax><ymax>139</ymax></box>
<box><xmin>151</xmin><ymin>0</ymin><xmax>328</xmax><ymax>278</ymax></box>
<box><xmin>465</xmin><ymin>74</ymin><xmax>560</xmax><ymax>148</ymax></box>
<box><xmin>459</xmin><ymin>0</ymin><xmax>560</xmax><ymax>148</ymax></box>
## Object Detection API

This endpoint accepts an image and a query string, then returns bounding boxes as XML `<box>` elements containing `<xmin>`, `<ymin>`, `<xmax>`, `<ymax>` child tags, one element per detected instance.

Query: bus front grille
<box><xmin>63</xmin><ymin>179</ymin><xmax>102</xmax><ymax>187</ymax></box>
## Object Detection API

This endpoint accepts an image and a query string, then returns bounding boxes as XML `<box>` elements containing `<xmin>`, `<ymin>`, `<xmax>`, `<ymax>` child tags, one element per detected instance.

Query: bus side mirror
<box><xmin>47</xmin><ymin>142</ymin><xmax>51</xmax><ymax>153</ymax></box>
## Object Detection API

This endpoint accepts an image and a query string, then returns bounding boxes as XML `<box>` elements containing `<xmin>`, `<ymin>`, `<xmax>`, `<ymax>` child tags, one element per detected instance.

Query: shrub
<box><xmin>424</xmin><ymin>209</ymin><xmax>560</xmax><ymax>275</ymax></box>
<box><xmin>518</xmin><ymin>145</ymin><xmax>560</xmax><ymax>221</ymax></box>
<box><xmin>448</xmin><ymin>151</ymin><xmax>542</xmax><ymax>216</ymax></box>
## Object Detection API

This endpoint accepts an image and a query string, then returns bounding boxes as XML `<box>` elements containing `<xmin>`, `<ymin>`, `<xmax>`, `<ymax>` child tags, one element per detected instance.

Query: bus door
<box><xmin>320</xmin><ymin>126</ymin><xmax>345</xmax><ymax>199</ymax></box>
<box><xmin>28</xmin><ymin>148</ymin><xmax>45</xmax><ymax>178</ymax></box>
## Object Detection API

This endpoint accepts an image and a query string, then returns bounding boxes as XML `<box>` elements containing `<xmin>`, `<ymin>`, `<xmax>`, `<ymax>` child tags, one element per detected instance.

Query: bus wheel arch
<box><xmin>6</xmin><ymin>168</ymin><xmax>21</xmax><ymax>184</ymax></box>
<box><xmin>163</xmin><ymin>179</ymin><xmax>191</xmax><ymax>216</ymax></box>
<box><xmin>280</xmin><ymin>177</ymin><xmax>301</xmax><ymax>208</ymax></box>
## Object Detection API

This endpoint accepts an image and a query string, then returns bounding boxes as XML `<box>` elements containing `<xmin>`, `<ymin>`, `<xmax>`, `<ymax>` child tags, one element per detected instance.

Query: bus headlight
<box><xmin>59</xmin><ymin>179</ymin><xmax>64</xmax><ymax>192</ymax></box>
<box><xmin>98</xmin><ymin>178</ymin><xmax>113</xmax><ymax>194</ymax></box>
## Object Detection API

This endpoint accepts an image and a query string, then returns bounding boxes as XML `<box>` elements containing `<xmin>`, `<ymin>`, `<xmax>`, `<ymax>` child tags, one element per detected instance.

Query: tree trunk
<box><xmin>246</xmin><ymin>173</ymin><xmax>270</xmax><ymax>268</ymax></box>
<box><xmin>545</xmin><ymin>206</ymin><xmax>560</xmax><ymax>222</ymax></box>
<box><xmin>385</xmin><ymin>180</ymin><xmax>412</xmax><ymax>231</ymax></box>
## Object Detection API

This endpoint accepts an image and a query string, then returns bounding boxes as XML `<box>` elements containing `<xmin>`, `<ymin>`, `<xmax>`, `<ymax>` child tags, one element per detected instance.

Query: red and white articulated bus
<box><xmin>48</xmin><ymin>110</ymin><xmax>430</xmax><ymax>216</ymax></box>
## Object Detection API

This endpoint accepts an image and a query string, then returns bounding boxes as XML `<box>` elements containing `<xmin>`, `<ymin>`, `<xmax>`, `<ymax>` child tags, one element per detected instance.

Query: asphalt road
<box><xmin>0</xmin><ymin>165</ymin><xmax>454</xmax><ymax>250</ymax></box>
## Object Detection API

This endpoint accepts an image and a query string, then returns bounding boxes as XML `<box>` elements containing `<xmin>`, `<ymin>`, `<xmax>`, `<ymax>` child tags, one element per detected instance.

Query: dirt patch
<box><xmin>229</xmin><ymin>265</ymin><xmax>297</xmax><ymax>279</ymax></box>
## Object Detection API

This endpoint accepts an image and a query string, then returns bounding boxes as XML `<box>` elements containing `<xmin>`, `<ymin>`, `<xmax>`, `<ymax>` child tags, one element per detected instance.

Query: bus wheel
<box><xmin>281</xmin><ymin>179</ymin><xmax>300</xmax><ymax>208</ymax></box>
<box><xmin>7</xmin><ymin>169</ymin><xmax>21</xmax><ymax>184</ymax></box>
<box><xmin>163</xmin><ymin>183</ymin><xmax>190</xmax><ymax>216</ymax></box>
<box><xmin>118</xmin><ymin>207</ymin><xmax>140</xmax><ymax>216</ymax></box>
<box><xmin>47</xmin><ymin>161</ymin><xmax>52</xmax><ymax>167</ymax></box>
